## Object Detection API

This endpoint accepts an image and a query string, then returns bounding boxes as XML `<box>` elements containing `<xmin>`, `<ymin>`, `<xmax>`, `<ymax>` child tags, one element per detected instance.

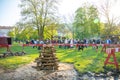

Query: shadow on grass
<box><xmin>56</xmin><ymin>48</ymin><xmax>83</xmax><ymax>63</ymax></box>
<box><xmin>56</xmin><ymin>47</ymin><xmax>109</xmax><ymax>73</ymax></box>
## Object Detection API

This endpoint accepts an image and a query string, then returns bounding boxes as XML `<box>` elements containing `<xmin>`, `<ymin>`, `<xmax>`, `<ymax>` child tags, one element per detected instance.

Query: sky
<box><xmin>0</xmin><ymin>0</ymin><xmax>120</xmax><ymax>26</ymax></box>
<box><xmin>0</xmin><ymin>0</ymin><xmax>21</xmax><ymax>26</ymax></box>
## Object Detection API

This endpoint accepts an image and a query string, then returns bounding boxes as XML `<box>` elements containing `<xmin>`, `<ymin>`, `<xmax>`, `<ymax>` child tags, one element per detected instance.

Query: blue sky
<box><xmin>0</xmin><ymin>0</ymin><xmax>21</xmax><ymax>26</ymax></box>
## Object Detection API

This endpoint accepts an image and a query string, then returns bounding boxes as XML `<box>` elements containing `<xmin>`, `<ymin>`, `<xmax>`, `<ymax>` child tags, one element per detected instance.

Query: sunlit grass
<box><xmin>0</xmin><ymin>54</ymin><xmax>38</xmax><ymax>69</ymax></box>
<box><xmin>56</xmin><ymin>46</ymin><xmax>120</xmax><ymax>73</ymax></box>
<box><xmin>0</xmin><ymin>44</ymin><xmax>39</xmax><ymax>70</ymax></box>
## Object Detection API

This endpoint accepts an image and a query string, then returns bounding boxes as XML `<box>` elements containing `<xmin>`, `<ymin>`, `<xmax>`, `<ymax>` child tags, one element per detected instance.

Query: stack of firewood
<box><xmin>0</xmin><ymin>51</ymin><xmax>26</xmax><ymax>58</ymax></box>
<box><xmin>35</xmin><ymin>44</ymin><xmax>59</xmax><ymax>70</ymax></box>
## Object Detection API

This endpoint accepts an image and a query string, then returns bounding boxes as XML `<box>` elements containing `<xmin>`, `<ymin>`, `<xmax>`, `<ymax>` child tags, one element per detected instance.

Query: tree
<box><xmin>73</xmin><ymin>4</ymin><xmax>100</xmax><ymax>39</ymax></box>
<box><xmin>8</xmin><ymin>22</ymin><xmax>25</xmax><ymax>41</ymax></box>
<box><xmin>44</xmin><ymin>22</ymin><xmax>58</xmax><ymax>40</ymax></box>
<box><xmin>63</xmin><ymin>15</ymin><xmax>75</xmax><ymax>39</ymax></box>
<box><xmin>57</xmin><ymin>24</ymin><xmax>69</xmax><ymax>38</ymax></box>
<box><xmin>8</xmin><ymin>21</ymin><xmax>38</xmax><ymax>41</ymax></box>
<box><xmin>19</xmin><ymin>0</ymin><xmax>59</xmax><ymax>40</ymax></box>
<box><xmin>98</xmin><ymin>0</ymin><xmax>120</xmax><ymax>37</ymax></box>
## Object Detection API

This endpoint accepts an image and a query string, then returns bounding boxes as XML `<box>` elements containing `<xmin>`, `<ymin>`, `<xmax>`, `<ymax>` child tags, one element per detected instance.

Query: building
<box><xmin>0</xmin><ymin>26</ymin><xmax>13</xmax><ymax>37</ymax></box>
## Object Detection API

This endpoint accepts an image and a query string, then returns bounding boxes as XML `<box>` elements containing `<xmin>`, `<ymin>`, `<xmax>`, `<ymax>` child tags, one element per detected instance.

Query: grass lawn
<box><xmin>56</xmin><ymin>47</ymin><xmax>106</xmax><ymax>73</ymax></box>
<box><xmin>0</xmin><ymin>44</ymin><xmax>120</xmax><ymax>73</ymax></box>
<box><xmin>0</xmin><ymin>45</ymin><xmax>39</xmax><ymax>70</ymax></box>
<box><xmin>56</xmin><ymin>46</ymin><xmax>120</xmax><ymax>73</ymax></box>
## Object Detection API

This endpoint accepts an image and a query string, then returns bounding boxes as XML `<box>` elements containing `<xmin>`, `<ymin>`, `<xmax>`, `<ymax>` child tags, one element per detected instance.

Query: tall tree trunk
<box><xmin>39</xmin><ymin>30</ymin><xmax>44</xmax><ymax>40</ymax></box>
<box><xmin>39</xmin><ymin>26</ymin><xmax>44</xmax><ymax>40</ymax></box>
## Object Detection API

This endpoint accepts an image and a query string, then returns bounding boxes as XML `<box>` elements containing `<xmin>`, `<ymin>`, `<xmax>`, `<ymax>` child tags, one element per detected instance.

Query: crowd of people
<box><xmin>24</xmin><ymin>38</ymin><xmax>113</xmax><ymax>51</ymax></box>
<box><xmin>25</xmin><ymin>38</ymin><xmax>112</xmax><ymax>45</ymax></box>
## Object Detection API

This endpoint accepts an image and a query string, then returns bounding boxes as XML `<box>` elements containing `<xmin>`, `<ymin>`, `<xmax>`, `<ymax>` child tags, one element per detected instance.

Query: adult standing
<box><xmin>70</xmin><ymin>39</ymin><xmax>74</xmax><ymax>48</ymax></box>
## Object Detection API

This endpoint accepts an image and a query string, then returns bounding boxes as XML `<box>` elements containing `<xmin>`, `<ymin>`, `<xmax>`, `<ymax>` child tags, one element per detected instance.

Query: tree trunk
<box><xmin>38</xmin><ymin>26</ymin><xmax>45</xmax><ymax>40</ymax></box>
<box><xmin>39</xmin><ymin>31</ymin><xmax>44</xmax><ymax>40</ymax></box>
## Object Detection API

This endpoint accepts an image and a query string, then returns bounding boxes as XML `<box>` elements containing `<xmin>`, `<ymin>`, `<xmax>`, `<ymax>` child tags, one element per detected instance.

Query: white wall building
<box><xmin>0</xmin><ymin>26</ymin><xmax>13</xmax><ymax>37</ymax></box>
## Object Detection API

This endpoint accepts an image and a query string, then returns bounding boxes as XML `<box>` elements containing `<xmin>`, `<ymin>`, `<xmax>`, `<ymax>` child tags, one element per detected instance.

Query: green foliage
<box><xmin>73</xmin><ymin>4</ymin><xmax>100</xmax><ymax>39</ymax></box>
<box><xmin>44</xmin><ymin>23</ymin><xmax>59</xmax><ymax>40</ymax></box>
<box><xmin>8</xmin><ymin>24</ymin><xmax>38</xmax><ymax>41</ymax></box>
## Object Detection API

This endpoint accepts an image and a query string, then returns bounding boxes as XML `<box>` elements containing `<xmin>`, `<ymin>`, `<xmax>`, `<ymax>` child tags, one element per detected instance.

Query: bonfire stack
<box><xmin>35</xmin><ymin>45</ymin><xmax>59</xmax><ymax>70</ymax></box>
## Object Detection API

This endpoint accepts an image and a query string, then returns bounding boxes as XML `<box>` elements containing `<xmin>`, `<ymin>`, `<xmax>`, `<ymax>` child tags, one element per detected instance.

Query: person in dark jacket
<box><xmin>78</xmin><ymin>40</ymin><xmax>84</xmax><ymax>51</ymax></box>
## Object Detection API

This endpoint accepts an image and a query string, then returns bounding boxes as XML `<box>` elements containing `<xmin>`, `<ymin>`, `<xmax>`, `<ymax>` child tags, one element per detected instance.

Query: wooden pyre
<box><xmin>35</xmin><ymin>45</ymin><xmax>58</xmax><ymax>70</ymax></box>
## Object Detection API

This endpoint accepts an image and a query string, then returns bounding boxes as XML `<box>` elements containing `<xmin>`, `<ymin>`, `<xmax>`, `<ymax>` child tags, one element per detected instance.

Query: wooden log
<box><xmin>42</xmin><ymin>53</ymin><xmax>56</xmax><ymax>57</ymax></box>
<box><xmin>39</xmin><ymin>66</ymin><xmax>58</xmax><ymax>70</ymax></box>
<box><xmin>40</xmin><ymin>59</ymin><xmax>59</xmax><ymax>62</ymax></box>
<box><xmin>41</xmin><ymin>57</ymin><xmax>58</xmax><ymax>60</ymax></box>
<box><xmin>41</xmin><ymin>63</ymin><xmax>58</xmax><ymax>66</ymax></box>
<box><xmin>3</xmin><ymin>53</ymin><xmax>9</xmax><ymax>57</ymax></box>
<box><xmin>0</xmin><ymin>54</ymin><xmax>3</xmax><ymax>58</ymax></box>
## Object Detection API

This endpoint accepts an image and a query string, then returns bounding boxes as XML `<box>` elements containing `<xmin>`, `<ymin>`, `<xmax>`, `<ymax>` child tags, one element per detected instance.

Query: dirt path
<box><xmin>0</xmin><ymin>62</ymin><xmax>78</xmax><ymax>80</ymax></box>
<box><xmin>0</xmin><ymin>62</ymin><xmax>120</xmax><ymax>80</ymax></box>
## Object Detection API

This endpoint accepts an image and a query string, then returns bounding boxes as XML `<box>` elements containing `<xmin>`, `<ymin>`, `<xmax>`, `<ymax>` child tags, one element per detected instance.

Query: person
<box><xmin>64</xmin><ymin>39</ymin><xmax>68</xmax><ymax>49</ymax></box>
<box><xmin>26</xmin><ymin>40</ymin><xmax>29</xmax><ymax>44</ymax></box>
<box><xmin>58</xmin><ymin>39</ymin><xmax>63</xmax><ymax>48</ymax></box>
<box><xmin>106</xmin><ymin>38</ymin><xmax>111</xmax><ymax>44</ymax></box>
<box><xmin>38</xmin><ymin>40</ymin><xmax>44</xmax><ymax>50</ymax></box>
<box><xmin>78</xmin><ymin>40</ymin><xmax>84</xmax><ymax>51</ymax></box>
<box><xmin>33</xmin><ymin>40</ymin><xmax>37</xmax><ymax>48</ymax></box>
<box><xmin>40</xmin><ymin>40</ymin><xmax>44</xmax><ymax>44</ymax></box>
<box><xmin>70</xmin><ymin>39</ymin><xmax>74</xmax><ymax>48</ymax></box>
<box><xmin>84</xmin><ymin>38</ymin><xmax>87</xmax><ymax>48</ymax></box>
<box><xmin>31</xmin><ymin>39</ymin><xmax>34</xmax><ymax>44</ymax></box>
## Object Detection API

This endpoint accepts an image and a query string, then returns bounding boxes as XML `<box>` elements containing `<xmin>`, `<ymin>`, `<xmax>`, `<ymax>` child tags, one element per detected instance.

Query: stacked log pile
<box><xmin>0</xmin><ymin>51</ymin><xmax>26</xmax><ymax>58</ymax></box>
<box><xmin>35</xmin><ymin>45</ymin><xmax>59</xmax><ymax>70</ymax></box>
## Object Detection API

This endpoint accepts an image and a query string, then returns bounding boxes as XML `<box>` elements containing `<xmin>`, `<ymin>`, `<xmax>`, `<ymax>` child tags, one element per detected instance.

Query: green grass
<box><xmin>0</xmin><ymin>45</ymin><xmax>39</xmax><ymax>70</ymax></box>
<box><xmin>0</xmin><ymin>44</ymin><xmax>120</xmax><ymax>73</ymax></box>
<box><xmin>56</xmin><ymin>46</ymin><xmax>120</xmax><ymax>73</ymax></box>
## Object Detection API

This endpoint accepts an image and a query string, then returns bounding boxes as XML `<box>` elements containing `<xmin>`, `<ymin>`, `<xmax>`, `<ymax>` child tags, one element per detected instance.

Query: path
<box><xmin>0</xmin><ymin>62</ymin><xmax>78</xmax><ymax>80</ymax></box>
<box><xmin>0</xmin><ymin>62</ymin><xmax>120</xmax><ymax>80</ymax></box>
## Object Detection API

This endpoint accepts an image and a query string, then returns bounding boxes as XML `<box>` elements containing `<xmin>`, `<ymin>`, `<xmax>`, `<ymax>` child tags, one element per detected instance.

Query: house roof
<box><xmin>0</xmin><ymin>26</ymin><xmax>13</xmax><ymax>29</ymax></box>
